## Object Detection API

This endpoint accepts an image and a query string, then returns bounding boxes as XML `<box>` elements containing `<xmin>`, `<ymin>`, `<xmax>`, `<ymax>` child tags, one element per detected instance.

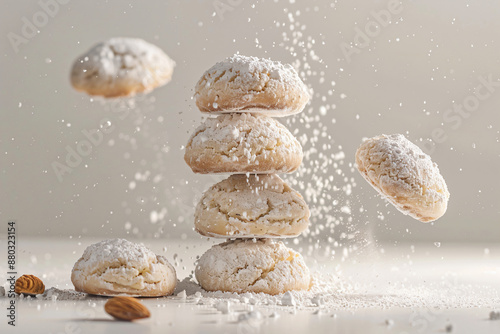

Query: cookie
<box><xmin>195</xmin><ymin>174</ymin><xmax>310</xmax><ymax>238</ymax></box>
<box><xmin>71</xmin><ymin>239</ymin><xmax>177</xmax><ymax>297</ymax></box>
<box><xmin>195</xmin><ymin>239</ymin><xmax>310</xmax><ymax>295</ymax></box>
<box><xmin>194</xmin><ymin>55</ymin><xmax>310</xmax><ymax>117</ymax></box>
<box><xmin>184</xmin><ymin>113</ymin><xmax>303</xmax><ymax>174</ymax></box>
<box><xmin>355</xmin><ymin>134</ymin><xmax>450</xmax><ymax>222</ymax></box>
<box><xmin>70</xmin><ymin>37</ymin><xmax>175</xmax><ymax>98</ymax></box>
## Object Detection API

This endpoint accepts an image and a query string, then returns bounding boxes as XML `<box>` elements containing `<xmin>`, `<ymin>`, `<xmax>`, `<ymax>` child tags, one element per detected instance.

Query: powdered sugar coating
<box><xmin>71</xmin><ymin>239</ymin><xmax>176</xmax><ymax>297</ymax></box>
<box><xmin>176</xmin><ymin>271</ymin><xmax>500</xmax><ymax>310</ymax></box>
<box><xmin>194</xmin><ymin>55</ymin><xmax>310</xmax><ymax>116</ymax></box>
<box><xmin>38</xmin><ymin>288</ymin><xmax>88</xmax><ymax>301</ymax></box>
<box><xmin>70</xmin><ymin>37</ymin><xmax>175</xmax><ymax>97</ymax></box>
<box><xmin>355</xmin><ymin>134</ymin><xmax>449</xmax><ymax>222</ymax></box>
<box><xmin>184</xmin><ymin>113</ymin><xmax>303</xmax><ymax>174</ymax></box>
<box><xmin>195</xmin><ymin>174</ymin><xmax>310</xmax><ymax>238</ymax></box>
<box><xmin>195</xmin><ymin>239</ymin><xmax>311</xmax><ymax>295</ymax></box>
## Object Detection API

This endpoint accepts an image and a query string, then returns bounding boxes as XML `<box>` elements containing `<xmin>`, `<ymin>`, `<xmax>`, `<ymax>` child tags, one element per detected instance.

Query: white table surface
<box><xmin>1</xmin><ymin>237</ymin><xmax>499</xmax><ymax>334</ymax></box>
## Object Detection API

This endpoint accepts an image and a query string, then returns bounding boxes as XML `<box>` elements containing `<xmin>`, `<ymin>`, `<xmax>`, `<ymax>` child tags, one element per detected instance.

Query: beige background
<box><xmin>1</xmin><ymin>0</ymin><xmax>499</xmax><ymax>243</ymax></box>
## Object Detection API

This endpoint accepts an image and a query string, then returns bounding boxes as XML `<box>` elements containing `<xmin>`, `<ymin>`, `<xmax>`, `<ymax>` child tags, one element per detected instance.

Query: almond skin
<box><xmin>15</xmin><ymin>275</ymin><xmax>45</xmax><ymax>295</ymax></box>
<box><xmin>104</xmin><ymin>297</ymin><xmax>151</xmax><ymax>321</ymax></box>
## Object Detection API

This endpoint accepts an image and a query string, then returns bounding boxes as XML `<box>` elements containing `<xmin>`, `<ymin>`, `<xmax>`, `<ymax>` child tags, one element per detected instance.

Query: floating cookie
<box><xmin>71</xmin><ymin>239</ymin><xmax>177</xmax><ymax>297</ymax></box>
<box><xmin>355</xmin><ymin>134</ymin><xmax>450</xmax><ymax>222</ymax></box>
<box><xmin>70</xmin><ymin>37</ymin><xmax>175</xmax><ymax>98</ymax></box>
<box><xmin>194</xmin><ymin>55</ymin><xmax>310</xmax><ymax>117</ymax></box>
<box><xmin>184</xmin><ymin>113</ymin><xmax>303</xmax><ymax>174</ymax></box>
<box><xmin>195</xmin><ymin>239</ymin><xmax>310</xmax><ymax>295</ymax></box>
<box><xmin>195</xmin><ymin>174</ymin><xmax>310</xmax><ymax>238</ymax></box>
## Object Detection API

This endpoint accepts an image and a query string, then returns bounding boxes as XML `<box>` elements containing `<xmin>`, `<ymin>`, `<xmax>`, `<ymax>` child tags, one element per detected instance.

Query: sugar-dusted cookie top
<box><xmin>356</xmin><ymin>134</ymin><xmax>449</xmax><ymax>222</ymax></box>
<box><xmin>71</xmin><ymin>239</ymin><xmax>176</xmax><ymax>297</ymax></box>
<box><xmin>194</xmin><ymin>55</ymin><xmax>310</xmax><ymax>116</ymax></box>
<box><xmin>70</xmin><ymin>37</ymin><xmax>175</xmax><ymax>98</ymax></box>
<box><xmin>184</xmin><ymin>113</ymin><xmax>303</xmax><ymax>174</ymax></box>
<box><xmin>195</xmin><ymin>174</ymin><xmax>310</xmax><ymax>238</ymax></box>
<box><xmin>196</xmin><ymin>239</ymin><xmax>310</xmax><ymax>295</ymax></box>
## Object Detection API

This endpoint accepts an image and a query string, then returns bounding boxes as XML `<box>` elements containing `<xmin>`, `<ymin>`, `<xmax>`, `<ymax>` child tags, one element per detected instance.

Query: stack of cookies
<box><xmin>184</xmin><ymin>55</ymin><xmax>312</xmax><ymax>295</ymax></box>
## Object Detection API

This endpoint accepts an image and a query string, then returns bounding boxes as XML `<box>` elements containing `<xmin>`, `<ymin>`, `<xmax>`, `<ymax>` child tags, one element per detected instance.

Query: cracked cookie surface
<box><xmin>70</xmin><ymin>37</ymin><xmax>175</xmax><ymax>98</ymax></box>
<box><xmin>195</xmin><ymin>174</ymin><xmax>310</xmax><ymax>238</ymax></box>
<box><xmin>194</xmin><ymin>55</ymin><xmax>310</xmax><ymax>117</ymax></box>
<box><xmin>355</xmin><ymin>134</ymin><xmax>450</xmax><ymax>222</ymax></box>
<box><xmin>184</xmin><ymin>113</ymin><xmax>303</xmax><ymax>174</ymax></box>
<box><xmin>71</xmin><ymin>239</ymin><xmax>177</xmax><ymax>297</ymax></box>
<box><xmin>195</xmin><ymin>239</ymin><xmax>310</xmax><ymax>295</ymax></box>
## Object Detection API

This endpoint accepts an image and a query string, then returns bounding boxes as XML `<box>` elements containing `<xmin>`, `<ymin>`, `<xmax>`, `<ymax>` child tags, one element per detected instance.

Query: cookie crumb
<box><xmin>269</xmin><ymin>311</ymin><xmax>280</xmax><ymax>319</ymax></box>
<box><xmin>490</xmin><ymin>311</ymin><xmax>500</xmax><ymax>320</ymax></box>
<box><xmin>281</xmin><ymin>291</ymin><xmax>296</xmax><ymax>306</ymax></box>
<box><xmin>177</xmin><ymin>290</ymin><xmax>187</xmax><ymax>299</ymax></box>
<box><xmin>215</xmin><ymin>300</ymin><xmax>231</xmax><ymax>314</ymax></box>
<box><xmin>311</xmin><ymin>295</ymin><xmax>324</xmax><ymax>306</ymax></box>
<box><xmin>238</xmin><ymin>311</ymin><xmax>262</xmax><ymax>322</ymax></box>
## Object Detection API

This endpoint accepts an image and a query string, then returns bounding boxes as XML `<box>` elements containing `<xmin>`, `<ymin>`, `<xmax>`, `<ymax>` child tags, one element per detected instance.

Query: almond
<box><xmin>104</xmin><ymin>296</ymin><xmax>151</xmax><ymax>321</ymax></box>
<box><xmin>15</xmin><ymin>275</ymin><xmax>45</xmax><ymax>295</ymax></box>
